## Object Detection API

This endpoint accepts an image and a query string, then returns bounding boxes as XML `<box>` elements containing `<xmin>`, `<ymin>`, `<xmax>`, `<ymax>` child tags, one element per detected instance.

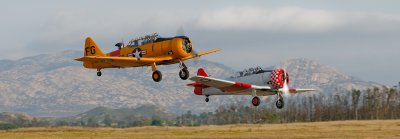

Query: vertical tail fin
<box><xmin>84</xmin><ymin>37</ymin><xmax>105</xmax><ymax>56</ymax></box>
<box><xmin>197</xmin><ymin>68</ymin><xmax>208</xmax><ymax>77</ymax></box>
<box><xmin>186</xmin><ymin>68</ymin><xmax>209</xmax><ymax>95</ymax></box>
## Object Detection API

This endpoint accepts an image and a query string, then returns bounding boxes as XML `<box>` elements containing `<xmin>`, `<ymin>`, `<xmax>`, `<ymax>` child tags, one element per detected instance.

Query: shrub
<box><xmin>0</xmin><ymin>123</ymin><xmax>19</xmax><ymax>130</ymax></box>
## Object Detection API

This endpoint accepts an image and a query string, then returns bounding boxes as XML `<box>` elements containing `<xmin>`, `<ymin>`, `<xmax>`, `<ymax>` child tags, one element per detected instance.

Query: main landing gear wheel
<box><xmin>179</xmin><ymin>68</ymin><xmax>189</xmax><ymax>80</ymax></box>
<box><xmin>97</xmin><ymin>71</ymin><xmax>102</xmax><ymax>76</ymax></box>
<box><xmin>251</xmin><ymin>96</ymin><xmax>260</xmax><ymax>106</ymax></box>
<box><xmin>276</xmin><ymin>95</ymin><xmax>284</xmax><ymax>109</ymax></box>
<box><xmin>205</xmin><ymin>95</ymin><xmax>210</xmax><ymax>102</ymax></box>
<box><xmin>152</xmin><ymin>70</ymin><xmax>162</xmax><ymax>82</ymax></box>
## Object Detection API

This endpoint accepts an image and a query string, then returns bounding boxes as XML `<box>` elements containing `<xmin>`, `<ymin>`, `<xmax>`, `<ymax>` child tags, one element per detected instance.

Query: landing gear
<box><xmin>205</xmin><ymin>96</ymin><xmax>209</xmax><ymax>102</ymax></box>
<box><xmin>97</xmin><ymin>69</ymin><xmax>102</xmax><ymax>77</ymax></box>
<box><xmin>251</xmin><ymin>96</ymin><xmax>260</xmax><ymax>106</ymax></box>
<box><xmin>179</xmin><ymin>61</ymin><xmax>189</xmax><ymax>80</ymax></box>
<box><xmin>151</xmin><ymin>62</ymin><xmax>162</xmax><ymax>82</ymax></box>
<box><xmin>179</xmin><ymin>68</ymin><xmax>189</xmax><ymax>80</ymax></box>
<box><xmin>276</xmin><ymin>93</ymin><xmax>284</xmax><ymax>109</ymax></box>
<box><xmin>152</xmin><ymin>70</ymin><xmax>162</xmax><ymax>82</ymax></box>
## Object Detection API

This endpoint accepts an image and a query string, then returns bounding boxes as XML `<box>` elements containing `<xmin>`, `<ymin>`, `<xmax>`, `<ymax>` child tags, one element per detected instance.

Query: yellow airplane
<box><xmin>75</xmin><ymin>33</ymin><xmax>221</xmax><ymax>82</ymax></box>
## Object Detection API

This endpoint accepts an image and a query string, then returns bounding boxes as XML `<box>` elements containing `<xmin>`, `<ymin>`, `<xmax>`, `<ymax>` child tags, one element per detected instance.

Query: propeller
<box><xmin>282</xmin><ymin>70</ymin><xmax>290</xmax><ymax>97</ymax></box>
<box><xmin>176</xmin><ymin>26</ymin><xmax>186</xmax><ymax>36</ymax></box>
<box><xmin>176</xmin><ymin>26</ymin><xmax>203</xmax><ymax>67</ymax></box>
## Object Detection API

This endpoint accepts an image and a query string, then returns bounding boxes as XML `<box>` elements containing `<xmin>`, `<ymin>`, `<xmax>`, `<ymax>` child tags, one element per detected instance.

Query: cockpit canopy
<box><xmin>126</xmin><ymin>33</ymin><xmax>191</xmax><ymax>47</ymax></box>
<box><xmin>231</xmin><ymin>66</ymin><xmax>266</xmax><ymax>78</ymax></box>
<box><xmin>127</xmin><ymin>33</ymin><xmax>159</xmax><ymax>47</ymax></box>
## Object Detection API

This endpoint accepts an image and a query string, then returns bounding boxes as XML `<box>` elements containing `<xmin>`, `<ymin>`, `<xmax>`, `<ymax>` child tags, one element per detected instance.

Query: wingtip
<box><xmin>211</xmin><ymin>48</ymin><xmax>222</xmax><ymax>52</ymax></box>
<box><xmin>75</xmin><ymin>57</ymin><xmax>83</xmax><ymax>61</ymax></box>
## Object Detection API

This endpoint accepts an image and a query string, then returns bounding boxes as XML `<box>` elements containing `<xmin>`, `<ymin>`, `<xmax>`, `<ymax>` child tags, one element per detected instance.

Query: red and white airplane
<box><xmin>187</xmin><ymin>67</ymin><xmax>315</xmax><ymax>109</ymax></box>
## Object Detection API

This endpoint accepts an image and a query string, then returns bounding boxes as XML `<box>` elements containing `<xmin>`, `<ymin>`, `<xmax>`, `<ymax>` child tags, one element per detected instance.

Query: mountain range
<box><xmin>0</xmin><ymin>51</ymin><xmax>381</xmax><ymax>117</ymax></box>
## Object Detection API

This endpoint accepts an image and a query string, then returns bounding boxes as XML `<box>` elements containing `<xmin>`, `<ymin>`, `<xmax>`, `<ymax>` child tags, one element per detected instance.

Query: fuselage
<box><xmin>83</xmin><ymin>36</ymin><xmax>193</xmax><ymax>69</ymax></box>
<box><xmin>189</xmin><ymin>67</ymin><xmax>313</xmax><ymax>107</ymax></box>
<box><xmin>202</xmin><ymin>71</ymin><xmax>275</xmax><ymax>96</ymax></box>
<box><xmin>77</xmin><ymin>34</ymin><xmax>221</xmax><ymax>82</ymax></box>
<box><xmin>108</xmin><ymin>36</ymin><xmax>192</xmax><ymax>59</ymax></box>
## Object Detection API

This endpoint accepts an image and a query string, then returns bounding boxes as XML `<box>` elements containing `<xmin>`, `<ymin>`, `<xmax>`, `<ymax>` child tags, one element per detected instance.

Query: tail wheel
<box><xmin>205</xmin><ymin>97</ymin><xmax>209</xmax><ymax>102</ymax></box>
<box><xmin>276</xmin><ymin>98</ymin><xmax>284</xmax><ymax>109</ymax></box>
<box><xmin>97</xmin><ymin>71</ymin><xmax>102</xmax><ymax>77</ymax></box>
<box><xmin>179</xmin><ymin>68</ymin><xmax>189</xmax><ymax>80</ymax></box>
<box><xmin>152</xmin><ymin>70</ymin><xmax>162</xmax><ymax>82</ymax></box>
<box><xmin>251</xmin><ymin>96</ymin><xmax>260</xmax><ymax>106</ymax></box>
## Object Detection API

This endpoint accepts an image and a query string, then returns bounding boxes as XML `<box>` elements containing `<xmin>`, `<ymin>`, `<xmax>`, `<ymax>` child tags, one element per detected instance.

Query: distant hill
<box><xmin>0</xmin><ymin>50</ymin><xmax>235</xmax><ymax>117</ymax></box>
<box><xmin>0</xmin><ymin>112</ymin><xmax>34</xmax><ymax>124</ymax></box>
<box><xmin>62</xmin><ymin>105</ymin><xmax>174</xmax><ymax>123</ymax></box>
<box><xmin>0</xmin><ymin>51</ymin><xmax>381</xmax><ymax>117</ymax></box>
<box><xmin>273</xmin><ymin>58</ymin><xmax>381</xmax><ymax>94</ymax></box>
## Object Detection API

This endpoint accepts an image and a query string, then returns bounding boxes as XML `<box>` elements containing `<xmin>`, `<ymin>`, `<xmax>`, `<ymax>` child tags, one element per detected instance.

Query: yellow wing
<box><xmin>181</xmin><ymin>48</ymin><xmax>222</xmax><ymax>61</ymax></box>
<box><xmin>75</xmin><ymin>56</ymin><xmax>173</xmax><ymax>63</ymax></box>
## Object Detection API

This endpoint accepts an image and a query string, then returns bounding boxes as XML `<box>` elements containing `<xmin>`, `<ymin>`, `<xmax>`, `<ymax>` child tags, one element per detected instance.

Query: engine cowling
<box><xmin>270</xmin><ymin>68</ymin><xmax>289</xmax><ymax>89</ymax></box>
<box><xmin>172</xmin><ymin>37</ymin><xmax>192</xmax><ymax>58</ymax></box>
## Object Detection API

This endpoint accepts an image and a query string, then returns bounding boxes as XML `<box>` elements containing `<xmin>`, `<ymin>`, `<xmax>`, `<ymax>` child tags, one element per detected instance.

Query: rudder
<box><xmin>84</xmin><ymin>37</ymin><xmax>105</xmax><ymax>56</ymax></box>
<box><xmin>197</xmin><ymin>68</ymin><xmax>208</xmax><ymax>77</ymax></box>
<box><xmin>186</xmin><ymin>68</ymin><xmax>210</xmax><ymax>95</ymax></box>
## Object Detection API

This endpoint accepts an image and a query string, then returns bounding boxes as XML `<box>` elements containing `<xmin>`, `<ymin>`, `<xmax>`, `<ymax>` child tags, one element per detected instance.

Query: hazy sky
<box><xmin>1</xmin><ymin>0</ymin><xmax>399</xmax><ymax>85</ymax></box>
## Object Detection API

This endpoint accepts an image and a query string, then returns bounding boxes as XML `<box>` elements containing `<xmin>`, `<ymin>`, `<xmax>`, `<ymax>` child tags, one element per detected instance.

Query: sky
<box><xmin>0</xmin><ymin>0</ymin><xmax>399</xmax><ymax>85</ymax></box>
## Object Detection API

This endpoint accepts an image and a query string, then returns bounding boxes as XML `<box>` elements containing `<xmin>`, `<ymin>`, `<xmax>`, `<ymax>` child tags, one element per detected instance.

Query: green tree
<box><xmin>55</xmin><ymin>120</ymin><xmax>69</xmax><ymax>127</ymax></box>
<box><xmin>351</xmin><ymin>89</ymin><xmax>361</xmax><ymax>120</ymax></box>
<box><xmin>0</xmin><ymin>123</ymin><xmax>19</xmax><ymax>130</ymax></box>
<box><xmin>262</xmin><ymin>112</ymin><xmax>278</xmax><ymax>123</ymax></box>
<box><xmin>87</xmin><ymin>117</ymin><xmax>98</xmax><ymax>127</ymax></box>
<box><xmin>117</xmin><ymin>121</ymin><xmax>127</xmax><ymax>128</ymax></box>
<box><xmin>151</xmin><ymin>116</ymin><xmax>162</xmax><ymax>126</ymax></box>
<box><xmin>103</xmin><ymin>115</ymin><xmax>112</xmax><ymax>127</ymax></box>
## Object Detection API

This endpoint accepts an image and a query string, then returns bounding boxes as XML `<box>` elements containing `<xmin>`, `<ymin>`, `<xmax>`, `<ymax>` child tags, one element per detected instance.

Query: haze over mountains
<box><xmin>0</xmin><ymin>51</ymin><xmax>381</xmax><ymax>117</ymax></box>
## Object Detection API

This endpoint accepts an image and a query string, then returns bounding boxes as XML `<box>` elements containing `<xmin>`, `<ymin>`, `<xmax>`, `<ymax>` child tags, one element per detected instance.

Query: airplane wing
<box><xmin>75</xmin><ymin>48</ymin><xmax>221</xmax><ymax>63</ymax></box>
<box><xmin>285</xmin><ymin>88</ymin><xmax>316</xmax><ymax>93</ymax></box>
<box><xmin>75</xmin><ymin>56</ymin><xmax>173</xmax><ymax>63</ymax></box>
<box><xmin>189</xmin><ymin>76</ymin><xmax>271</xmax><ymax>93</ymax></box>
<box><xmin>181</xmin><ymin>48</ymin><xmax>222</xmax><ymax>61</ymax></box>
<box><xmin>190</xmin><ymin>76</ymin><xmax>315</xmax><ymax>94</ymax></box>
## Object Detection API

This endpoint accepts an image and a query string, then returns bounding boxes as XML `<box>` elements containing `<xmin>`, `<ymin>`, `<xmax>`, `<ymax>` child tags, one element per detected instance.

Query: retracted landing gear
<box><xmin>97</xmin><ymin>69</ymin><xmax>102</xmax><ymax>77</ymax></box>
<box><xmin>205</xmin><ymin>95</ymin><xmax>210</xmax><ymax>102</ymax></box>
<box><xmin>276</xmin><ymin>93</ymin><xmax>284</xmax><ymax>109</ymax></box>
<box><xmin>151</xmin><ymin>62</ymin><xmax>162</xmax><ymax>82</ymax></box>
<box><xmin>179</xmin><ymin>61</ymin><xmax>189</xmax><ymax>80</ymax></box>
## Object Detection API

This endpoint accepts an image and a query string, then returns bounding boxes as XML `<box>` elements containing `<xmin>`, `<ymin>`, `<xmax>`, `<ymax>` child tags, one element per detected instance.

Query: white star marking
<box><xmin>133</xmin><ymin>49</ymin><xmax>141</xmax><ymax>61</ymax></box>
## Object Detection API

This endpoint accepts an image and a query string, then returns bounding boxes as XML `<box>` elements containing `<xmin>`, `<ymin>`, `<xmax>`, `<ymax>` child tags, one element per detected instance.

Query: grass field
<box><xmin>1</xmin><ymin>120</ymin><xmax>400</xmax><ymax>139</ymax></box>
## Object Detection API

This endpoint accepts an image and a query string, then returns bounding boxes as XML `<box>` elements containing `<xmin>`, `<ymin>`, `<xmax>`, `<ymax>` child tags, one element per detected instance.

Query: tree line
<box><xmin>89</xmin><ymin>86</ymin><xmax>400</xmax><ymax>126</ymax></box>
<box><xmin>175</xmin><ymin>86</ymin><xmax>400</xmax><ymax>126</ymax></box>
<box><xmin>2</xmin><ymin>86</ymin><xmax>399</xmax><ymax>129</ymax></box>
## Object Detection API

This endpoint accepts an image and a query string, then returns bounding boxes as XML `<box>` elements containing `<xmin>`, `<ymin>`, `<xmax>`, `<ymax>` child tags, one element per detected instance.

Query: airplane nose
<box><xmin>182</xmin><ymin>39</ymin><xmax>192</xmax><ymax>53</ymax></box>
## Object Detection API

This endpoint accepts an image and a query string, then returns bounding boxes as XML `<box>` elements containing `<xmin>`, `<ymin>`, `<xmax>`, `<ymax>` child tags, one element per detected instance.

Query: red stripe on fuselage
<box><xmin>109</xmin><ymin>49</ymin><xmax>121</xmax><ymax>56</ymax></box>
<box><xmin>219</xmin><ymin>82</ymin><xmax>252</xmax><ymax>92</ymax></box>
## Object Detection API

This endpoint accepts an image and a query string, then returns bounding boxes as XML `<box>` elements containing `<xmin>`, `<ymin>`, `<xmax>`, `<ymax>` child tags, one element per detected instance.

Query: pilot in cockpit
<box><xmin>115</xmin><ymin>42</ymin><xmax>125</xmax><ymax>49</ymax></box>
